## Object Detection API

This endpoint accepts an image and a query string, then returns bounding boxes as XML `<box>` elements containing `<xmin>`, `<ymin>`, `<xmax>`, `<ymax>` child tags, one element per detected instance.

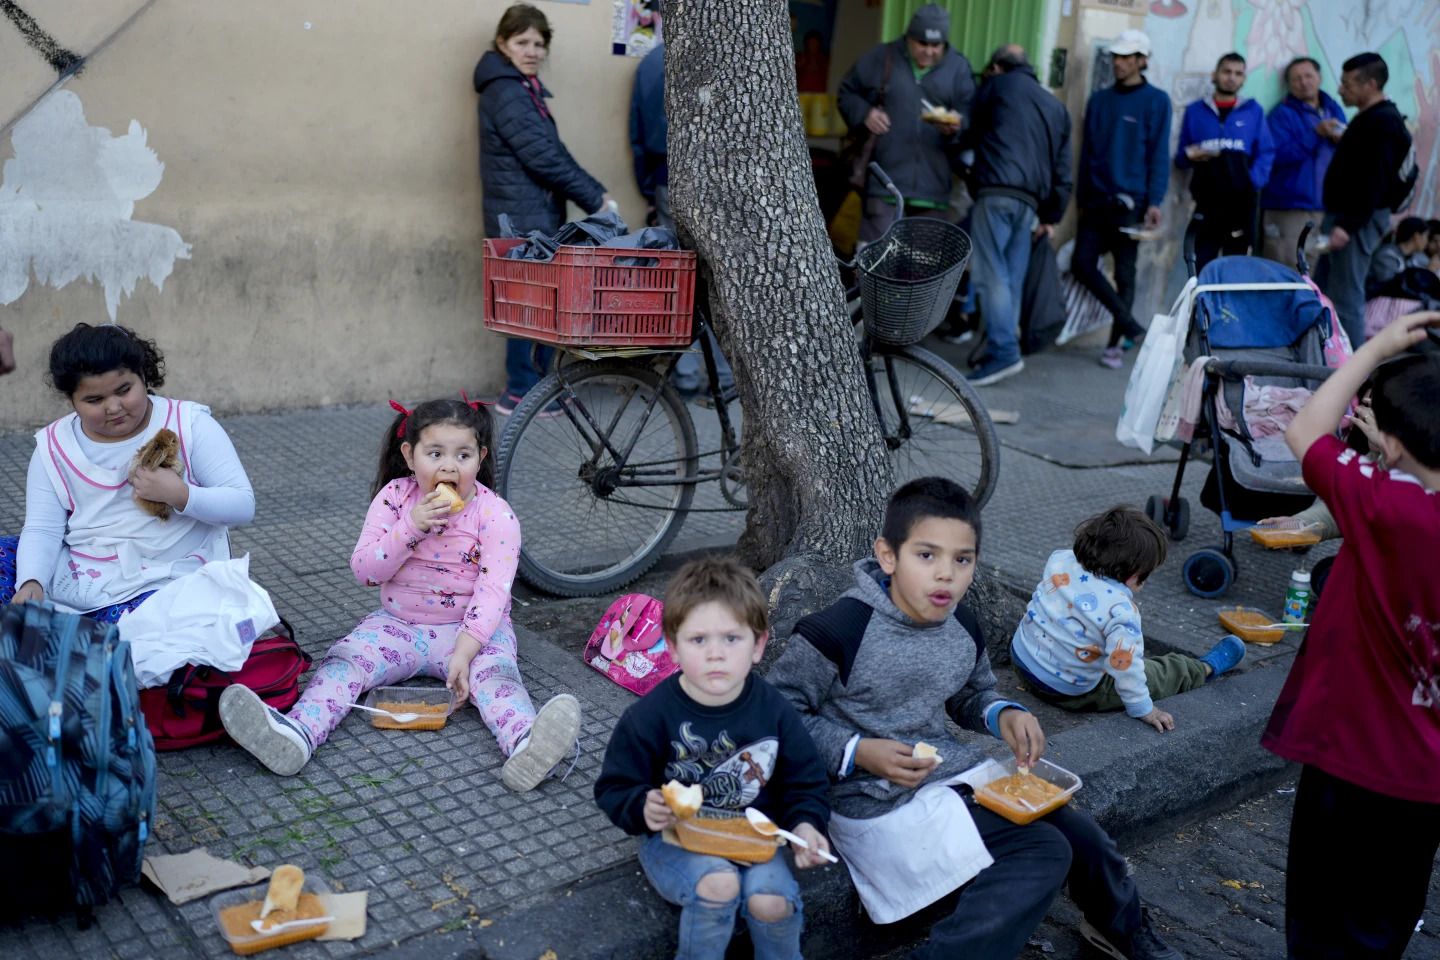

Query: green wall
<box><xmin>881</xmin><ymin>0</ymin><xmax>1047</xmax><ymax>74</ymax></box>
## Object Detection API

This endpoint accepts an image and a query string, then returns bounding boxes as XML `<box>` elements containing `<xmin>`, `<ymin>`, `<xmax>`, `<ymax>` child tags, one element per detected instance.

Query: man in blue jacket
<box><xmin>1073</xmin><ymin>30</ymin><xmax>1172</xmax><ymax>370</ymax></box>
<box><xmin>1175</xmin><ymin>53</ymin><xmax>1275</xmax><ymax>270</ymax></box>
<box><xmin>1260</xmin><ymin>57</ymin><xmax>1346</xmax><ymax>267</ymax></box>
<box><xmin>630</xmin><ymin>42</ymin><xmax>669</xmax><ymax>228</ymax></box>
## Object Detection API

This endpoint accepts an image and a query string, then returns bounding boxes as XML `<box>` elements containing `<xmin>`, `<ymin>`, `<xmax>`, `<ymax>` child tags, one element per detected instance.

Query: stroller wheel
<box><xmin>1145</xmin><ymin>495</ymin><xmax>1165</xmax><ymax>528</ymax></box>
<box><xmin>1183</xmin><ymin>546</ymin><xmax>1235</xmax><ymax>598</ymax></box>
<box><xmin>1170</xmin><ymin>497</ymin><xmax>1190</xmax><ymax>542</ymax></box>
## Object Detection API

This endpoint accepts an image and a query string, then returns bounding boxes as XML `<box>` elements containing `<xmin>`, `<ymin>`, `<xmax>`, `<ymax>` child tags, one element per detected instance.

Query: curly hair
<box><xmin>48</xmin><ymin>323</ymin><xmax>165</xmax><ymax>396</ymax></box>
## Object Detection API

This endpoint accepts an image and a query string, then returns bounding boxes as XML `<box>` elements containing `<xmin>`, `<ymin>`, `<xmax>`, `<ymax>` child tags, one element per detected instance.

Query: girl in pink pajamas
<box><xmin>220</xmin><ymin>396</ymin><xmax>581</xmax><ymax>792</ymax></box>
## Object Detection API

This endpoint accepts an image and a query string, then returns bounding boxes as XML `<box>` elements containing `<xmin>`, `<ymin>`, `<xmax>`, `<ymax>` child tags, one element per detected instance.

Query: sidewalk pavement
<box><xmin>0</xmin><ymin>338</ymin><xmax>1332</xmax><ymax>958</ymax></box>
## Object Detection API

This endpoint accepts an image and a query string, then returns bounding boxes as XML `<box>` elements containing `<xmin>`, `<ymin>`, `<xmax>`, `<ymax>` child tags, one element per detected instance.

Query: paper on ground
<box><xmin>317</xmin><ymin>891</ymin><xmax>368</xmax><ymax>941</ymax></box>
<box><xmin>141</xmin><ymin>849</ymin><xmax>270</xmax><ymax>905</ymax></box>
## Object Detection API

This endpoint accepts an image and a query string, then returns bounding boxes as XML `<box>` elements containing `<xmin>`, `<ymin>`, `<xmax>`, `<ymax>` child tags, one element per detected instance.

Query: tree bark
<box><xmin>662</xmin><ymin>0</ymin><xmax>894</xmax><ymax>618</ymax></box>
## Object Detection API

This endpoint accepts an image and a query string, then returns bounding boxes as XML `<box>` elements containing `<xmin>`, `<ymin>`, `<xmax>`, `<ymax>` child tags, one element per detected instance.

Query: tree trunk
<box><xmin>662</xmin><ymin>0</ymin><xmax>894</xmax><ymax>631</ymax></box>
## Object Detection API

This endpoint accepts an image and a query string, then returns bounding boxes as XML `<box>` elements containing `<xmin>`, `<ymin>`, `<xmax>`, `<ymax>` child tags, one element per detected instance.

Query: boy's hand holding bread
<box><xmin>855</xmin><ymin>739</ymin><xmax>940</xmax><ymax>789</ymax></box>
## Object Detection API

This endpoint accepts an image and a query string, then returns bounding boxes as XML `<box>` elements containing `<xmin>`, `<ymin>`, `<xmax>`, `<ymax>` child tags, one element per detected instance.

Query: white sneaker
<box><xmin>502</xmin><ymin>694</ymin><xmax>581</xmax><ymax>792</ymax></box>
<box><xmin>219</xmin><ymin>685</ymin><xmax>314</xmax><ymax>776</ymax></box>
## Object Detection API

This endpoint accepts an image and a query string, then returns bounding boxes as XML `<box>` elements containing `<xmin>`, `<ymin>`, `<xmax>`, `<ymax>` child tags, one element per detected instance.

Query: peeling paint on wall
<box><xmin>0</xmin><ymin>89</ymin><xmax>190</xmax><ymax>319</ymax></box>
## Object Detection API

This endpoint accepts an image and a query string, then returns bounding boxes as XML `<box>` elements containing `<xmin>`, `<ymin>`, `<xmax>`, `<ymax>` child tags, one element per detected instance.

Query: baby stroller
<box><xmin>1147</xmin><ymin>224</ymin><xmax>1345</xmax><ymax>598</ymax></box>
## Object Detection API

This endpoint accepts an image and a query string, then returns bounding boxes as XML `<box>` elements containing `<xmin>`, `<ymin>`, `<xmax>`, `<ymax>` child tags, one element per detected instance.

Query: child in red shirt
<box><xmin>1264</xmin><ymin>311</ymin><xmax>1440</xmax><ymax>959</ymax></box>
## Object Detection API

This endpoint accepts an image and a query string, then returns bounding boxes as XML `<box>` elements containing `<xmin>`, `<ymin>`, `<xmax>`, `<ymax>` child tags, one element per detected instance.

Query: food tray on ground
<box><xmin>970</xmin><ymin>757</ymin><xmax>1081</xmax><ymax>825</ymax></box>
<box><xmin>364</xmin><ymin>684</ymin><xmax>455</xmax><ymax>730</ymax></box>
<box><xmin>1218</xmin><ymin>607</ymin><xmax>1286</xmax><ymax>644</ymax></box>
<box><xmin>1249</xmin><ymin>520</ymin><xmax>1324</xmax><ymax>549</ymax></box>
<box><xmin>212</xmin><ymin>876</ymin><xmax>333</xmax><ymax>955</ymax></box>
<box><xmin>674</xmin><ymin>814</ymin><xmax>783</xmax><ymax>864</ymax></box>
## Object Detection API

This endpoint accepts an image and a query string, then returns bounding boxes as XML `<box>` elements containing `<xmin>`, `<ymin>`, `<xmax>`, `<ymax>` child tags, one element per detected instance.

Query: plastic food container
<box><xmin>970</xmin><ymin>758</ymin><xmax>1081</xmax><ymax>825</ymax></box>
<box><xmin>1218</xmin><ymin>607</ymin><xmax>1286</xmax><ymax>645</ymax></box>
<box><xmin>1249</xmin><ymin>521</ymin><xmax>1324</xmax><ymax>550</ymax></box>
<box><xmin>363</xmin><ymin>684</ymin><xmax>455</xmax><ymax>731</ymax></box>
<box><xmin>674</xmin><ymin>815</ymin><xmax>783</xmax><ymax>864</ymax></box>
<box><xmin>212</xmin><ymin>876</ymin><xmax>333</xmax><ymax>955</ymax></box>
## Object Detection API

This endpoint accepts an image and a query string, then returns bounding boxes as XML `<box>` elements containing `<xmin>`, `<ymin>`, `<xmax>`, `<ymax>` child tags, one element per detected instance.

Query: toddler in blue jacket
<box><xmin>1010</xmin><ymin>505</ymin><xmax>1245</xmax><ymax>731</ymax></box>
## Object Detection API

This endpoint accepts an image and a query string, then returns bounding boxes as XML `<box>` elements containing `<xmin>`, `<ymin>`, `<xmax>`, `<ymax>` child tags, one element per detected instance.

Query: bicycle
<box><xmin>490</xmin><ymin>164</ymin><xmax>999</xmax><ymax>597</ymax></box>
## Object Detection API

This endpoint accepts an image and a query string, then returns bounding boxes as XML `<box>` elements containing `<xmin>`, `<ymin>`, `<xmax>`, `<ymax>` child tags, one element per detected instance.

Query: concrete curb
<box><xmin>370</xmin><ymin>647</ymin><xmax>1297</xmax><ymax>959</ymax></box>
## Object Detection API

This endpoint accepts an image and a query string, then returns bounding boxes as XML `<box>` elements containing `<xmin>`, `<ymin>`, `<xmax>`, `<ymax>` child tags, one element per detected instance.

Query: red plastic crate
<box><xmin>483</xmin><ymin>238</ymin><xmax>696</xmax><ymax>347</ymax></box>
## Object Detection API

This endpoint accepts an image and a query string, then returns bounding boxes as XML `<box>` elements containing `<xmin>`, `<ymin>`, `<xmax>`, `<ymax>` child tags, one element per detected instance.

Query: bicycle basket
<box><xmin>856</xmin><ymin>218</ymin><xmax>971</xmax><ymax>347</ymax></box>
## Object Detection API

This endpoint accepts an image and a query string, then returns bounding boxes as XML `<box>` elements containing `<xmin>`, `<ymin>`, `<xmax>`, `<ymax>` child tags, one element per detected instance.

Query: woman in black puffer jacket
<box><xmin>475</xmin><ymin>3</ymin><xmax>612</xmax><ymax>412</ymax></box>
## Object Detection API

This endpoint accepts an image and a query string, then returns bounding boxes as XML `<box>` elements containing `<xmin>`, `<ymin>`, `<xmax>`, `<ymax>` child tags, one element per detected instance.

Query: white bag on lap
<box><xmin>118</xmin><ymin>555</ymin><xmax>279</xmax><ymax>688</ymax></box>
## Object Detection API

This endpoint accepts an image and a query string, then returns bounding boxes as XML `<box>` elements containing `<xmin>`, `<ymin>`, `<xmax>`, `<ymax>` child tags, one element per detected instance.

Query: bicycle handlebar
<box><xmin>869</xmin><ymin>162</ymin><xmax>904</xmax><ymax>209</ymax></box>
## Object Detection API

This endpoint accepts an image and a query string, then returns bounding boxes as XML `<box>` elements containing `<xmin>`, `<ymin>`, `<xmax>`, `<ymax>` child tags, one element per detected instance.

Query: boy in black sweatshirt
<box><xmin>595</xmin><ymin>557</ymin><xmax>832</xmax><ymax>960</ymax></box>
<box><xmin>767</xmin><ymin>478</ymin><xmax>1182</xmax><ymax>960</ymax></box>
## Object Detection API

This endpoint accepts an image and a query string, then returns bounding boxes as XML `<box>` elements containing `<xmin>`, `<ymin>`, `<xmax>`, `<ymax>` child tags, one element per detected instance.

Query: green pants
<box><xmin>1013</xmin><ymin>652</ymin><xmax>1209</xmax><ymax>713</ymax></box>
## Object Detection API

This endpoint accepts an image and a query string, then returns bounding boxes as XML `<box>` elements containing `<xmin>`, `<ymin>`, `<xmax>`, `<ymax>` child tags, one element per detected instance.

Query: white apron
<box><xmin>827</xmin><ymin>766</ymin><xmax>995</xmax><ymax>925</ymax></box>
<box><xmin>35</xmin><ymin>397</ymin><xmax>231</xmax><ymax>611</ymax></box>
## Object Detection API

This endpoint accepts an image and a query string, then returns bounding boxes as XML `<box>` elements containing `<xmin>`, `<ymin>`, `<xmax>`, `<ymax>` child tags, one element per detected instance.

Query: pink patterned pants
<box><xmin>289</xmin><ymin>610</ymin><xmax>536</xmax><ymax>753</ymax></box>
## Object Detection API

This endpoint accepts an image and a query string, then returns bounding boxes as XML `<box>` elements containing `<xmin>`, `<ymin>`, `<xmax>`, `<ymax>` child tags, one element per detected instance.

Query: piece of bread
<box><xmin>662</xmin><ymin>780</ymin><xmax>703</xmax><ymax>819</ymax></box>
<box><xmin>129</xmin><ymin>429</ymin><xmax>183</xmax><ymax>521</ymax></box>
<box><xmin>260</xmin><ymin>864</ymin><xmax>305</xmax><ymax>918</ymax></box>
<box><xmin>434</xmin><ymin>482</ymin><xmax>466</xmax><ymax>514</ymax></box>
<box><xmin>913</xmin><ymin>742</ymin><xmax>943</xmax><ymax>763</ymax></box>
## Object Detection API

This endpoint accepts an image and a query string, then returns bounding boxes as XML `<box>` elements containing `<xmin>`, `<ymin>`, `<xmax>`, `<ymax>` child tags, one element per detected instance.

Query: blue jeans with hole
<box><xmin>969</xmin><ymin>195</ymin><xmax>1037</xmax><ymax>366</ymax></box>
<box><xmin>637</xmin><ymin>831</ymin><xmax>803</xmax><ymax>960</ymax></box>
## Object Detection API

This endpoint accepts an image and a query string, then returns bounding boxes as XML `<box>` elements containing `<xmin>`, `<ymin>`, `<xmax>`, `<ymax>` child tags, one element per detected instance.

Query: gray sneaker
<box><xmin>502</xmin><ymin>694</ymin><xmax>582</xmax><ymax>792</ymax></box>
<box><xmin>219</xmin><ymin>685</ymin><xmax>314</xmax><ymax>776</ymax></box>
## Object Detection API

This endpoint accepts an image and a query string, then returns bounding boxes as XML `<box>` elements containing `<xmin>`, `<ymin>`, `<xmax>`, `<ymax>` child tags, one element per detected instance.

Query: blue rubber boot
<box><xmin>1199</xmin><ymin>635</ymin><xmax>1245</xmax><ymax>682</ymax></box>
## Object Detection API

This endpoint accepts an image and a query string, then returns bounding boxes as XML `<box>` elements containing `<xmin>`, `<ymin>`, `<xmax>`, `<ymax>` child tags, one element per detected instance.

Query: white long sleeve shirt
<box><xmin>1010</xmin><ymin>549</ymin><xmax>1153</xmax><ymax>717</ymax></box>
<box><xmin>16</xmin><ymin>412</ymin><xmax>255</xmax><ymax>590</ymax></box>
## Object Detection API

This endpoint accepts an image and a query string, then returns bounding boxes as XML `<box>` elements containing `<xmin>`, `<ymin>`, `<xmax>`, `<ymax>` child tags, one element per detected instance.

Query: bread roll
<box><xmin>434</xmin><ymin>483</ymin><xmax>466</xmax><ymax>514</ymax></box>
<box><xmin>260</xmin><ymin>864</ymin><xmax>305</xmax><ymax>918</ymax></box>
<box><xmin>913</xmin><ymin>742</ymin><xmax>943</xmax><ymax>763</ymax></box>
<box><xmin>662</xmin><ymin>780</ymin><xmax>703</xmax><ymax>819</ymax></box>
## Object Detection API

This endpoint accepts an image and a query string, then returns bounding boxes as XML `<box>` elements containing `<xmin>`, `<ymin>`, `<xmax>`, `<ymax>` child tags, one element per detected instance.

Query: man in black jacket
<box><xmin>1316</xmin><ymin>52</ymin><xmax>1414</xmax><ymax>346</ymax></box>
<box><xmin>963</xmin><ymin>45</ymin><xmax>1072</xmax><ymax>386</ymax></box>
<box><xmin>836</xmin><ymin>4</ymin><xmax>975</xmax><ymax>245</ymax></box>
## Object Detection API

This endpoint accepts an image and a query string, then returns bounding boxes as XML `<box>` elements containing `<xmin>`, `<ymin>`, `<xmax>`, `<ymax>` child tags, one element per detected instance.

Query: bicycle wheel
<box><xmin>496</xmin><ymin>359</ymin><xmax>699</xmax><ymax>597</ymax></box>
<box><xmin>867</xmin><ymin>344</ymin><xmax>1000</xmax><ymax>508</ymax></box>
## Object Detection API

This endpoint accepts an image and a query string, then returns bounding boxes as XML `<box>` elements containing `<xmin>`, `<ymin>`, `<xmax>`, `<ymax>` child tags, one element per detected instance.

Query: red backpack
<box><xmin>139</xmin><ymin>619</ymin><xmax>311</xmax><ymax>750</ymax></box>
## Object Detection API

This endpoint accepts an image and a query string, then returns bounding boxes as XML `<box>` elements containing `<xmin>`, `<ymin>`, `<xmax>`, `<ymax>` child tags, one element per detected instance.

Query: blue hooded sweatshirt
<box><xmin>1175</xmin><ymin>94</ymin><xmax>1275</xmax><ymax>211</ymax></box>
<box><xmin>1261</xmin><ymin>92</ymin><xmax>1347</xmax><ymax>210</ymax></box>
<box><xmin>629</xmin><ymin>42</ymin><xmax>667</xmax><ymax>199</ymax></box>
<box><xmin>1077</xmin><ymin>79</ymin><xmax>1172</xmax><ymax>211</ymax></box>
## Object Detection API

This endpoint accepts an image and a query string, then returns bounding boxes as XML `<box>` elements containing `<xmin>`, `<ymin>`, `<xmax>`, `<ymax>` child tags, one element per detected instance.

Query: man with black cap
<box><xmin>836</xmin><ymin>4</ymin><xmax>975</xmax><ymax>245</ymax></box>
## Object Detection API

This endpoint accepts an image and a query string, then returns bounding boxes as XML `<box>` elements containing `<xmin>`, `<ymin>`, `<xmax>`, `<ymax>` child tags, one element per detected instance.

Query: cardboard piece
<box><xmin>141</xmin><ymin>849</ymin><xmax>270</xmax><ymax>905</ymax></box>
<box><xmin>317</xmin><ymin>891</ymin><xmax>369</xmax><ymax>941</ymax></box>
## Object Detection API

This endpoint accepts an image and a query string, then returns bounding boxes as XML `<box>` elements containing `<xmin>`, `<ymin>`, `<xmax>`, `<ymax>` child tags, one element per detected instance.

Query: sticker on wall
<box><xmin>0</xmin><ymin>90</ymin><xmax>191</xmax><ymax>319</ymax></box>
<box><xmin>612</xmin><ymin>0</ymin><xmax>659</xmax><ymax>57</ymax></box>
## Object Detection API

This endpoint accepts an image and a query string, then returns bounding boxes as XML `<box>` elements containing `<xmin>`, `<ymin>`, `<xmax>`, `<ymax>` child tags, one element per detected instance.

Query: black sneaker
<box><xmin>1079</xmin><ymin>909</ymin><xmax>1184</xmax><ymax>960</ymax></box>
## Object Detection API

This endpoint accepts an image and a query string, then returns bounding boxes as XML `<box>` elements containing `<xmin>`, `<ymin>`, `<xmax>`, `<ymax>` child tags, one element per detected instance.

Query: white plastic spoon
<box><xmin>745</xmin><ymin>808</ymin><xmax>839</xmax><ymax>863</ymax></box>
<box><xmin>347</xmin><ymin>703</ymin><xmax>424</xmax><ymax>724</ymax></box>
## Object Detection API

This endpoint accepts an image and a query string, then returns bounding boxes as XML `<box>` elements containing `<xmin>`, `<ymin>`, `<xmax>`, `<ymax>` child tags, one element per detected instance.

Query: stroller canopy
<box><xmin>1196</xmin><ymin>257</ymin><xmax>1326</xmax><ymax>350</ymax></box>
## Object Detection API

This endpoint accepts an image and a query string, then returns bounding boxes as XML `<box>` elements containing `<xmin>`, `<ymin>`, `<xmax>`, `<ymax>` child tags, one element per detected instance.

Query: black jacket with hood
<box><xmin>837</xmin><ymin>39</ymin><xmax>975</xmax><ymax>207</ymax></box>
<box><xmin>964</xmin><ymin>63</ymin><xmax>1073</xmax><ymax>224</ymax></box>
<box><xmin>473</xmin><ymin>50</ymin><xmax>606</xmax><ymax>238</ymax></box>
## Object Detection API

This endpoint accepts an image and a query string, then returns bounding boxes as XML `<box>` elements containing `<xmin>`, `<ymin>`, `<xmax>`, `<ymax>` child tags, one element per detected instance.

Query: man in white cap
<box><xmin>1072</xmin><ymin>29</ymin><xmax>1173</xmax><ymax>370</ymax></box>
<box><xmin>836</xmin><ymin>4</ymin><xmax>975</xmax><ymax>245</ymax></box>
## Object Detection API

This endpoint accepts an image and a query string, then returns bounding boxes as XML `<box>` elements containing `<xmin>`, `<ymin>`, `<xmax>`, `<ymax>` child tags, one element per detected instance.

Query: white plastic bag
<box><xmin>1116</xmin><ymin>279</ymin><xmax>1195</xmax><ymax>454</ymax></box>
<box><xmin>118</xmin><ymin>555</ymin><xmax>278</xmax><ymax>688</ymax></box>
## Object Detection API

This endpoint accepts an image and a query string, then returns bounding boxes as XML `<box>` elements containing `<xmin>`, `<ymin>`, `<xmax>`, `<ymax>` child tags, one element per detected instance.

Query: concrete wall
<box><xmin>1065</xmin><ymin>0</ymin><xmax>1440</xmax><ymax>317</ymax></box>
<box><xmin>0</xmin><ymin>0</ymin><xmax>647</xmax><ymax>429</ymax></box>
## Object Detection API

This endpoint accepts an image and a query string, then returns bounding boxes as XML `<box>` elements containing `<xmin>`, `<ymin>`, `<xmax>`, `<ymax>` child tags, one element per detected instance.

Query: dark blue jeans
<box><xmin>911</xmin><ymin>792</ymin><xmax>1143</xmax><ymax>960</ymax></box>
<box><xmin>970</xmin><ymin>195</ymin><xmax>1038</xmax><ymax>366</ymax></box>
<box><xmin>504</xmin><ymin>338</ymin><xmax>553</xmax><ymax>398</ymax></box>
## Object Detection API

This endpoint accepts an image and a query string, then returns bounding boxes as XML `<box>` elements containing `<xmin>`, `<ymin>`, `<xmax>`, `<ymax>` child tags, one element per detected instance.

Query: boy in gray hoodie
<box><xmin>767</xmin><ymin>477</ymin><xmax>1181</xmax><ymax>960</ymax></box>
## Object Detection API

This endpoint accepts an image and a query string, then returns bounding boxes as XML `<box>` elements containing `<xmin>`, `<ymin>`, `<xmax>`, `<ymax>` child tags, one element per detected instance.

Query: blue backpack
<box><xmin>0</xmin><ymin>602</ymin><xmax>157</xmax><ymax>912</ymax></box>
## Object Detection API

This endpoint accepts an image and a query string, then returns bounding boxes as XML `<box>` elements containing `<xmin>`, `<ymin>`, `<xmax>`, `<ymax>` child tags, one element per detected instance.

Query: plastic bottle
<box><xmin>1283</xmin><ymin>569</ymin><xmax>1312</xmax><ymax>624</ymax></box>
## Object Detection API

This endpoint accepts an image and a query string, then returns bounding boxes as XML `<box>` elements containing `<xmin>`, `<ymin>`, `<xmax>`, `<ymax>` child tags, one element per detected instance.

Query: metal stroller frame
<box><xmin>1148</xmin><ymin>219</ymin><xmax>1337</xmax><ymax>598</ymax></box>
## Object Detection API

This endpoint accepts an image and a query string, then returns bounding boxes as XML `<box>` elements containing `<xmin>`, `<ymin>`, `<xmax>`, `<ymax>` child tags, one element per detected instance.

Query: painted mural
<box><xmin>1141</xmin><ymin>0</ymin><xmax>1440</xmax><ymax>217</ymax></box>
